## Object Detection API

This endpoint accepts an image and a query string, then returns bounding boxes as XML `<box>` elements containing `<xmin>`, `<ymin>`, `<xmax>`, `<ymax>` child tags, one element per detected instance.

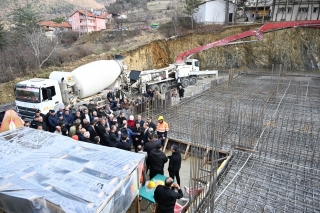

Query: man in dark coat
<box><xmin>83</xmin><ymin>131</ymin><xmax>93</xmax><ymax>143</ymax></box>
<box><xmin>144</xmin><ymin>134</ymin><xmax>158</xmax><ymax>156</ymax></box>
<box><xmin>178</xmin><ymin>85</ymin><xmax>185</xmax><ymax>99</ymax></box>
<box><xmin>109</xmin><ymin>125</ymin><xmax>121</xmax><ymax>147</ymax></box>
<box><xmin>141</xmin><ymin>122</ymin><xmax>149</xmax><ymax>145</ymax></box>
<box><xmin>154</xmin><ymin>177</ymin><xmax>183</xmax><ymax>213</ymax></box>
<box><xmin>36</xmin><ymin>116</ymin><xmax>47</xmax><ymax>131</ymax></box>
<box><xmin>117</xmin><ymin>134</ymin><xmax>130</xmax><ymax>150</ymax></box>
<box><xmin>96</xmin><ymin>118</ymin><xmax>107</xmax><ymax>138</ymax></box>
<box><xmin>117</xmin><ymin>112</ymin><xmax>127</xmax><ymax>126</ymax></box>
<box><xmin>87</xmin><ymin>121</ymin><xmax>97</xmax><ymax>142</ymax></box>
<box><xmin>30</xmin><ymin>116</ymin><xmax>40</xmax><ymax>129</ymax></box>
<box><xmin>115</xmin><ymin>87</ymin><xmax>125</xmax><ymax>102</ymax></box>
<box><xmin>101</xmin><ymin>127</ymin><xmax>110</xmax><ymax>146</ymax></box>
<box><xmin>87</xmin><ymin>100</ymin><xmax>95</xmax><ymax>115</ymax></box>
<box><xmin>63</xmin><ymin>109</ymin><xmax>74</xmax><ymax>130</ymax></box>
<box><xmin>73</xmin><ymin>111</ymin><xmax>82</xmax><ymax>123</ymax></box>
<box><xmin>148</xmin><ymin>144</ymin><xmax>168</xmax><ymax>179</ymax></box>
<box><xmin>134</xmin><ymin>114</ymin><xmax>144</xmax><ymax>127</ymax></box>
<box><xmin>132</xmin><ymin>122</ymin><xmax>143</xmax><ymax>152</ymax></box>
<box><xmin>48</xmin><ymin>110</ymin><xmax>58</xmax><ymax>132</ymax></box>
<box><xmin>147</xmin><ymin>117</ymin><xmax>157</xmax><ymax>131</ymax></box>
<box><xmin>107</xmin><ymin>89</ymin><xmax>115</xmax><ymax>101</ymax></box>
<box><xmin>168</xmin><ymin>145</ymin><xmax>182</xmax><ymax>185</ymax></box>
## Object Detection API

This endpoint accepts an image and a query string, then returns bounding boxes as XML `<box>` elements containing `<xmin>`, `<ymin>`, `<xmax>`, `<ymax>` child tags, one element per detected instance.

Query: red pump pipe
<box><xmin>175</xmin><ymin>20</ymin><xmax>320</xmax><ymax>64</ymax></box>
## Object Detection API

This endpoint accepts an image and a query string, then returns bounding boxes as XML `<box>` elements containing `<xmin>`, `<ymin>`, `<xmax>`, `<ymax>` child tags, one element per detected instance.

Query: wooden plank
<box><xmin>183</xmin><ymin>144</ymin><xmax>190</xmax><ymax>160</ymax></box>
<box><xmin>202</xmin><ymin>148</ymin><xmax>210</xmax><ymax>167</ymax></box>
<box><xmin>168</xmin><ymin>137</ymin><xmax>191</xmax><ymax>145</ymax></box>
<box><xmin>162</xmin><ymin>137</ymin><xmax>169</xmax><ymax>152</ymax></box>
<box><xmin>136</xmin><ymin>195</ymin><xmax>140</xmax><ymax>213</ymax></box>
<box><xmin>169</xmin><ymin>137</ymin><xmax>230</xmax><ymax>153</ymax></box>
<box><xmin>234</xmin><ymin>146</ymin><xmax>259</xmax><ymax>154</ymax></box>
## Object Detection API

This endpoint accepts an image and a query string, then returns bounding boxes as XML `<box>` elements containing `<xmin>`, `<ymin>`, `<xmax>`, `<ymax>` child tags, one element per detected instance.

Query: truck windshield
<box><xmin>15</xmin><ymin>86</ymin><xmax>40</xmax><ymax>103</ymax></box>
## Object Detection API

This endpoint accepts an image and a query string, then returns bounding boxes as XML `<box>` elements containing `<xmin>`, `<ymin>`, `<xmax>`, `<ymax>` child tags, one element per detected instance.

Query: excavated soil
<box><xmin>1</xmin><ymin>25</ymin><xmax>320</xmax><ymax>104</ymax></box>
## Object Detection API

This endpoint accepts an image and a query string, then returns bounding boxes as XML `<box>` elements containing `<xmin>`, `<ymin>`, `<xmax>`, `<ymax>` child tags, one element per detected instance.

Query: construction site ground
<box><xmin>128</xmin><ymin>71</ymin><xmax>320</xmax><ymax>213</ymax></box>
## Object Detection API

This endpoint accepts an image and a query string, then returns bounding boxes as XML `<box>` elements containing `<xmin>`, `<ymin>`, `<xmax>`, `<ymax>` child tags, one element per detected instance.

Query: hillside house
<box><xmin>193</xmin><ymin>0</ymin><xmax>236</xmax><ymax>24</ymax></box>
<box><xmin>244</xmin><ymin>6</ymin><xmax>271</xmax><ymax>22</ymax></box>
<box><xmin>68</xmin><ymin>10</ymin><xmax>109</xmax><ymax>33</ymax></box>
<box><xmin>272</xmin><ymin>1</ymin><xmax>320</xmax><ymax>21</ymax></box>
<box><xmin>38</xmin><ymin>21</ymin><xmax>72</xmax><ymax>39</ymax></box>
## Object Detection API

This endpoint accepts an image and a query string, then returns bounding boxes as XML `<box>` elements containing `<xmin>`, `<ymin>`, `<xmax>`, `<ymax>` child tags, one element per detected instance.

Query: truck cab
<box><xmin>14</xmin><ymin>78</ymin><xmax>62</xmax><ymax>121</ymax></box>
<box><xmin>175</xmin><ymin>59</ymin><xmax>200</xmax><ymax>79</ymax></box>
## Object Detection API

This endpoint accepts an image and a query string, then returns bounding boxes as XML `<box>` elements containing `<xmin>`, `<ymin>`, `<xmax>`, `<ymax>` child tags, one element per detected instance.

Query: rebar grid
<box><xmin>214</xmin><ymin>152</ymin><xmax>320</xmax><ymax>213</ymax></box>
<box><xmin>206</xmin><ymin>76</ymin><xmax>320</xmax><ymax>212</ymax></box>
<box><xmin>147</xmin><ymin>73</ymin><xmax>320</xmax><ymax>212</ymax></box>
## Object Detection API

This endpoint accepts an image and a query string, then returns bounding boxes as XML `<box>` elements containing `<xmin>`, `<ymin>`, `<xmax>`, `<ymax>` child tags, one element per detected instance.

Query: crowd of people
<box><xmin>23</xmin><ymin>88</ymin><xmax>182</xmax><ymax>182</ymax></box>
<box><xmin>19</xmin><ymin>87</ymin><xmax>185</xmax><ymax>213</ymax></box>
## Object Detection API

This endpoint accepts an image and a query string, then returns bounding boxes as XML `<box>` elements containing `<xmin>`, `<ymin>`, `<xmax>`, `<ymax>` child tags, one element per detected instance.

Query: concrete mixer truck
<box><xmin>14</xmin><ymin>60</ymin><xmax>127</xmax><ymax>120</ymax></box>
<box><xmin>14</xmin><ymin>58</ymin><xmax>218</xmax><ymax>120</ymax></box>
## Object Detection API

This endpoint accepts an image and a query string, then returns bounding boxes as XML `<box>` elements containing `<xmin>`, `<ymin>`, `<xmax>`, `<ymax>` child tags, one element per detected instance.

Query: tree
<box><xmin>27</xmin><ymin>28</ymin><xmax>60</xmax><ymax>69</ymax></box>
<box><xmin>0</xmin><ymin>23</ymin><xmax>6</xmax><ymax>50</ymax></box>
<box><xmin>10</xmin><ymin>4</ymin><xmax>60</xmax><ymax>70</ymax></box>
<box><xmin>106</xmin><ymin>2</ymin><xmax>123</xmax><ymax>15</ymax></box>
<box><xmin>11</xmin><ymin>4</ymin><xmax>43</xmax><ymax>36</ymax></box>
<box><xmin>184</xmin><ymin>0</ymin><xmax>202</xmax><ymax>29</ymax></box>
<box><xmin>51</xmin><ymin>17</ymin><xmax>65</xmax><ymax>23</ymax></box>
<box><xmin>225</xmin><ymin>0</ymin><xmax>230</xmax><ymax>25</ymax></box>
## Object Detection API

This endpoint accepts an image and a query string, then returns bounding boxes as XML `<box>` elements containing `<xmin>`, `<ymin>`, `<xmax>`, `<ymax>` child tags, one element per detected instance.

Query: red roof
<box><xmin>38</xmin><ymin>21</ymin><xmax>72</xmax><ymax>28</ymax></box>
<box><xmin>70</xmin><ymin>10</ymin><xmax>110</xmax><ymax>19</ymax></box>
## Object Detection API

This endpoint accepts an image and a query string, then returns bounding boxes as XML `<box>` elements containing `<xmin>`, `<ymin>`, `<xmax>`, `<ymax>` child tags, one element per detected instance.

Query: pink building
<box><xmin>68</xmin><ymin>10</ymin><xmax>108</xmax><ymax>33</ymax></box>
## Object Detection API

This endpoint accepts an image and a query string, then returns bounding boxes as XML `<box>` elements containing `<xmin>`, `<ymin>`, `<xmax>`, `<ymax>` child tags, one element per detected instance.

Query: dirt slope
<box><xmin>1</xmin><ymin>25</ymin><xmax>320</xmax><ymax>104</ymax></box>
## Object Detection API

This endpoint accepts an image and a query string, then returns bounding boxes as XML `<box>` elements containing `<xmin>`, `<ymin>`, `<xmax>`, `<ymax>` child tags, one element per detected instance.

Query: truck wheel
<box><xmin>189</xmin><ymin>77</ymin><xmax>197</xmax><ymax>85</ymax></box>
<box><xmin>151</xmin><ymin>84</ymin><xmax>160</xmax><ymax>93</ymax></box>
<box><xmin>160</xmin><ymin>83</ymin><xmax>168</xmax><ymax>93</ymax></box>
<box><xmin>181</xmin><ymin>78</ymin><xmax>189</xmax><ymax>88</ymax></box>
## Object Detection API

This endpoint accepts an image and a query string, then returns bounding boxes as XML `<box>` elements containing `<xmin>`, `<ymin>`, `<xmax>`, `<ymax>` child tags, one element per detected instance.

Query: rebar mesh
<box><xmin>147</xmin><ymin>72</ymin><xmax>320</xmax><ymax>212</ymax></box>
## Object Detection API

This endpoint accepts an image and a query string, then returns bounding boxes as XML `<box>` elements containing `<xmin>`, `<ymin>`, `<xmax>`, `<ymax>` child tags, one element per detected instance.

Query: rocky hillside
<box><xmin>124</xmin><ymin>25</ymin><xmax>320</xmax><ymax>72</ymax></box>
<box><xmin>0</xmin><ymin>0</ymin><xmax>105</xmax><ymax>19</ymax></box>
<box><xmin>1</xmin><ymin>24</ymin><xmax>320</xmax><ymax>104</ymax></box>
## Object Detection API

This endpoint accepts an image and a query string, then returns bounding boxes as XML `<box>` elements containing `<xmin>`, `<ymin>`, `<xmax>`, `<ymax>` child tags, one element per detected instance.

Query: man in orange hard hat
<box><xmin>157</xmin><ymin>115</ymin><xmax>169</xmax><ymax>146</ymax></box>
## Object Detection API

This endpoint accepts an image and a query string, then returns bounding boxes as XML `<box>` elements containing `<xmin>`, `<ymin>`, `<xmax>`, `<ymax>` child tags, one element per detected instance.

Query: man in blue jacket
<box><xmin>120</xmin><ymin>123</ymin><xmax>139</xmax><ymax>147</ymax></box>
<box><xmin>63</xmin><ymin>109</ymin><xmax>74</xmax><ymax>130</ymax></box>
<box><xmin>48</xmin><ymin>110</ymin><xmax>57</xmax><ymax>132</ymax></box>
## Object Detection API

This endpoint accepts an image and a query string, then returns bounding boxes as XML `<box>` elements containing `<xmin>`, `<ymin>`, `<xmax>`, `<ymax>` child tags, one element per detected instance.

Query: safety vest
<box><xmin>157</xmin><ymin>121</ymin><xmax>169</xmax><ymax>132</ymax></box>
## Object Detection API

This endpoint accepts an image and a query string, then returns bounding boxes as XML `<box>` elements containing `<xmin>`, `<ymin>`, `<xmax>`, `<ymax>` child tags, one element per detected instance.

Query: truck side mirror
<box><xmin>47</xmin><ymin>89</ymin><xmax>52</xmax><ymax>100</ymax></box>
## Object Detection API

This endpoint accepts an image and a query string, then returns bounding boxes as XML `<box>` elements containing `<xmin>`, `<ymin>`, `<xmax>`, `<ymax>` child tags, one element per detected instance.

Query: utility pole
<box><xmin>173</xmin><ymin>0</ymin><xmax>178</xmax><ymax>35</ymax></box>
<box><xmin>85</xmin><ymin>11</ymin><xmax>89</xmax><ymax>34</ymax></box>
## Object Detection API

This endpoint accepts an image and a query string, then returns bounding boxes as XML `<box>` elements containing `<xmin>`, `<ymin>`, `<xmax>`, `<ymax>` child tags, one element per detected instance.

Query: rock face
<box><xmin>124</xmin><ymin>25</ymin><xmax>320</xmax><ymax>72</ymax></box>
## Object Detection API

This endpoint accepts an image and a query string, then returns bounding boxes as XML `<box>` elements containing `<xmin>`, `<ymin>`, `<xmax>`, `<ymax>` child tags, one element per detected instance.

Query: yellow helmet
<box><xmin>148</xmin><ymin>181</ymin><xmax>156</xmax><ymax>188</ymax></box>
<box><xmin>158</xmin><ymin>116</ymin><xmax>164</xmax><ymax>121</ymax></box>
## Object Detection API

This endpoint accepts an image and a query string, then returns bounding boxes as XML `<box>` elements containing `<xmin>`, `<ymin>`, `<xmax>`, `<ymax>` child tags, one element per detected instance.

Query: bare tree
<box><xmin>27</xmin><ymin>29</ymin><xmax>60</xmax><ymax>70</ymax></box>
<box><xmin>225</xmin><ymin>0</ymin><xmax>230</xmax><ymax>25</ymax></box>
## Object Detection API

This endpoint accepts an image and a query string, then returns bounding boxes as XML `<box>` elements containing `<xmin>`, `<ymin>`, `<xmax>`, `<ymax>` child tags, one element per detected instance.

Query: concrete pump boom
<box><xmin>175</xmin><ymin>20</ymin><xmax>320</xmax><ymax>64</ymax></box>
